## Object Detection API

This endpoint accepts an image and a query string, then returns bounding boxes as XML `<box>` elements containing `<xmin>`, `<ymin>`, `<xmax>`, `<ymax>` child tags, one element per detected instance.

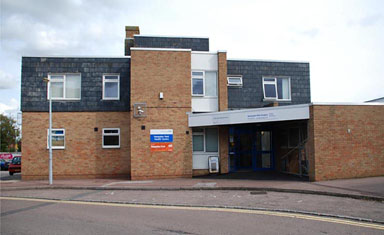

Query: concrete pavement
<box><xmin>1</xmin><ymin>172</ymin><xmax>383</xmax><ymax>201</ymax></box>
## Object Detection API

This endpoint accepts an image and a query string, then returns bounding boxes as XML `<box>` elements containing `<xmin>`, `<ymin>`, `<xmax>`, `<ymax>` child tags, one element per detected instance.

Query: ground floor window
<box><xmin>102</xmin><ymin>128</ymin><xmax>120</xmax><ymax>148</ymax></box>
<box><xmin>47</xmin><ymin>129</ymin><xmax>65</xmax><ymax>149</ymax></box>
<box><xmin>192</xmin><ymin>128</ymin><xmax>218</xmax><ymax>152</ymax></box>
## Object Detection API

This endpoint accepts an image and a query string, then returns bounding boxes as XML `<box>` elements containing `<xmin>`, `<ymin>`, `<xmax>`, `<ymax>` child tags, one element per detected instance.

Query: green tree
<box><xmin>0</xmin><ymin>114</ymin><xmax>20</xmax><ymax>152</ymax></box>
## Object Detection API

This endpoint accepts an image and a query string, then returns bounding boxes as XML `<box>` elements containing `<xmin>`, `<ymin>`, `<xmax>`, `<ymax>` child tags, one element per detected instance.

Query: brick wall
<box><xmin>130</xmin><ymin>49</ymin><xmax>192</xmax><ymax>180</ymax></box>
<box><xmin>134</xmin><ymin>36</ymin><xmax>209</xmax><ymax>51</ymax></box>
<box><xmin>22</xmin><ymin>112</ymin><xmax>130</xmax><ymax>180</ymax></box>
<box><xmin>309</xmin><ymin>105</ymin><xmax>384</xmax><ymax>181</ymax></box>
<box><xmin>218</xmin><ymin>52</ymin><xmax>228</xmax><ymax>111</ymax></box>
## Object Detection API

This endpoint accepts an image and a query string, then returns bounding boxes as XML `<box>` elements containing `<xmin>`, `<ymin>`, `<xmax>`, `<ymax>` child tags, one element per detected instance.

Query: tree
<box><xmin>0</xmin><ymin>114</ymin><xmax>20</xmax><ymax>152</ymax></box>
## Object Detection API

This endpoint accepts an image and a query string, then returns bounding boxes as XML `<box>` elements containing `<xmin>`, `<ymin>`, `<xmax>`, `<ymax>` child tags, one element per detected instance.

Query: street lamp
<box><xmin>43</xmin><ymin>77</ymin><xmax>53</xmax><ymax>185</ymax></box>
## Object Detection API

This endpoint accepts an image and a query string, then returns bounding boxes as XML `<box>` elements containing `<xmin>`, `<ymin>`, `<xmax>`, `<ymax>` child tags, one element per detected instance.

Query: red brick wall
<box><xmin>218</xmin><ymin>52</ymin><xmax>228</xmax><ymax>111</ymax></box>
<box><xmin>310</xmin><ymin>105</ymin><xmax>384</xmax><ymax>181</ymax></box>
<box><xmin>22</xmin><ymin>112</ymin><xmax>130</xmax><ymax>180</ymax></box>
<box><xmin>130</xmin><ymin>49</ymin><xmax>192</xmax><ymax>180</ymax></box>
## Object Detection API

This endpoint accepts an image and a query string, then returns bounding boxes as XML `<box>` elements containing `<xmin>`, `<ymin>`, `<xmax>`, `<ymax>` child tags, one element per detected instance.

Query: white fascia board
<box><xmin>311</xmin><ymin>102</ymin><xmax>384</xmax><ymax>106</ymax></box>
<box><xmin>188</xmin><ymin>104</ymin><xmax>310</xmax><ymax>127</ymax></box>
<box><xmin>191</xmin><ymin>51</ymin><xmax>218</xmax><ymax>55</ymax></box>
<box><xmin>130</xmin><ymin>47</ymin><xmax>191</xmax><ymax>52</ymax></box>
<box><xmin>228</xmin><ymin>58</ymin><xmax>309</xmax><ymax>64</ymax></box>
<box><xmin>23</xmin><ymin>55</ymin><xmax>131</xmax><ymax>58</ymax></box>
<box><xmin>134</xmin><ymin>34</ymin><xmax>209</xmax><ymax>39</ymax></box>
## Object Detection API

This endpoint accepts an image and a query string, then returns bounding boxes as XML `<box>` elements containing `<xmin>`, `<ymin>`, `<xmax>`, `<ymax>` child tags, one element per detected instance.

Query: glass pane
<box><xmin>228</xmin><ymin>77</ymin><xmax>241</xmax><ymax>84</ymax></box>
<box><xmin>261</xmin><ymin>131</ymin><xmax>271</xmax><ymax>151</ymax></box>
<box><xmin>105</xmin><ymin>75</ymin><xmax>119</xmax><ymax>80</ymax></box>
<box><xmin>104</xmin><ymin>129</ymin><xmax>119</xmax><ymax>134</ymax></box>
<box><xmin>205</xmin><ymin>71</ymin><xmax>217</xmax><ymax>96</ymax></box>
<box><xmin>277</xmin><ymin>78</ymin><xmax>290</xmax><ymax>99</ymax></box>
<box><xmin>264</xmin><ymin>78</ymin><xmax>275</xmax><ymax>82</ymax></box>
<box><xmin>192</xmin><ymin>71</ymin><xmax>204</xmax><ymax>76</ymax></box>
<box><xmin>52</xmin><ymin>130</ymin><xmax>64</xmax><ymax>135</ymax></box>
<box><xmin>104</xmin><ymin>82</ymin><xmax>119</xmax><ymax>98</ymax></box>
<box><xmin>261</xmin><ymin>153</ymin><xmax>271</xmax><ymax>168</ymax></box>
<box><xmin>205</xmin><ymin>128</ymin><xmax>218</xmax><ymax>152</ymax></box>
<box><xmin>51</xmin><ymin>75</ymin><xmax>64</xmax><ymax>80</ymax></box>
<box><xmin>104</xmin><ymin>136</ymin><xmax>119</xmax><ymax>146</ymax></box>
<box><xmin>264</xmin><ymin>84</ymin><xmax>276</xmax><ymax>98</ymax></box>
<box><xmin>66</xmin><ymin>74</ymin><xmax>81</xmax><ymax>99</ymax></box>
<box><xmin>192</xmin><ymin>135</ymin><xmax>204</xmax><ymax>152</ymax></box>
<box><xmin>51</xmin><ymin>82</ymin><xmax>64</xmax><ymax>98</ymax></box>
<box><xmin>192</xmin><ymin>78</ymin><xmax>203</xmax><ymax>95</ymax></box>
<box><xmin>52</xmin><ymin>136</ymin><xmax>64</xmax><ymax>147</ymax></box>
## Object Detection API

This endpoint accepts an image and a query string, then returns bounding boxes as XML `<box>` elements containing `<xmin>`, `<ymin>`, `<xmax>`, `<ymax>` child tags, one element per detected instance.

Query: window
<box><xmin>47</xmin><ymin>129</ymin><xmax>65</xmax><ymax>149</ymax></box>
<box><xmin>227</xmin><ymin>76</ymin><xmax>243</xmax><ymax>87</ymax></box>
<box><xmin>103</xmin><ymin>74</ymin><xmax>120</xmax><ymax>100</ymax></box>
<box><xmin>191</xmin><ymin>71</ymin><xmax>217</xmax><ymax>97</ymax></box>
<box><xmin>262</xmin><ymin>77</ymin><xmax>291</xmax><ymax>100</ymax></box>
<box><xmin>192</xmin><ymin>128</ymin><xmax>218</xmax><ymax>152</ymax></box>
<box><xmin>48</xmin><ymin>74</ymin><xmax>81</xmax><ymax>100</ymax></box>
<box><xmin>102</xmin><ymin>128</ymin><xmax>120</xmax><ymax>148</ymax></box>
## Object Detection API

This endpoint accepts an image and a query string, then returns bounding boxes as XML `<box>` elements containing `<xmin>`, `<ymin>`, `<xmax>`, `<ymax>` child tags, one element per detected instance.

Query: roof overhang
<box><xmin>188</xmin><ymin>104</ymin><xmax>310</xmax><ymax>127</ymax></box>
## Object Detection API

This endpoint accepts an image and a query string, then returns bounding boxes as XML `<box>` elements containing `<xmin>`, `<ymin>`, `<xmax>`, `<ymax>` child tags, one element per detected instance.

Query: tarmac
<box><xmin>1</xmin><ymin>172</ymin><xmax>384</xmax><ymax>201</ymax></box>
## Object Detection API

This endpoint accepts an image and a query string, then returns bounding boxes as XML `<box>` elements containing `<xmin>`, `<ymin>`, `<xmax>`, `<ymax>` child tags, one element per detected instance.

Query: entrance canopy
<box><xmin>188</xmin><ymin>104</ymin><xmax>310</xmax><ymax>127</ymax></box>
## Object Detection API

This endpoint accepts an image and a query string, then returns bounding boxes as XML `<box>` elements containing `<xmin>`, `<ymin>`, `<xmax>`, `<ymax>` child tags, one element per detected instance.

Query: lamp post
<box><xmin>43</xmin><ymin>77</ymin><xmax>53</xmax><ymax>185</ymax></box>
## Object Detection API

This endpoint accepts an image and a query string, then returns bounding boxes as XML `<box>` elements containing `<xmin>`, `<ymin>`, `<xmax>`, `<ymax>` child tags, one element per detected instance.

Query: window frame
<box><xmin>262</xmin><ymin>76</ymin><xmax>291</xmax><ymax>101</ymax></box>
<box><xmin>47</xmin><ymin>73</ymin><xmax>81</xmax><ymax>100</ymax></box>
<box><xmin>227</xmin><ymin>76</ymin><xmax>243</xmax><ymax>87</ymax></box>
<box><xmin>102</xmin><ymin>128</ymin><xmax>120</xmax><ymax>149</ymax></box>
<box><xmin>192</xmin><ymin>128</ymin><xmax>219</xmax><ymax>153</ymax></box>
<box><xmin>191</xmin><ymin>71</ymin><xmax>205</xmax><ymax>96</ymax></box>
<box><xmin>102</xmin><ymin>74</ymin><xmax>120</xmax><ymax>100</ymax></box>
<box><xmin>47</xmin><ymin>128</ymin><xmax>65</xmax><ymax>150</ymax></box>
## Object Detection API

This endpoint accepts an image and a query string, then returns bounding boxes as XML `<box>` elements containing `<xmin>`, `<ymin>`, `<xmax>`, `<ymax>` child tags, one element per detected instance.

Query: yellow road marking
<box><xmin>1</xmin><ymin>196</ymin><xmax>383</xmax><ymax>230</ymax></box>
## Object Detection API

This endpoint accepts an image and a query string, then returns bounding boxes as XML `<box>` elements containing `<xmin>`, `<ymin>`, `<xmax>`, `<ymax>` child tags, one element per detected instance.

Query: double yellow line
<box><xmin>2</xmin><ymin>196</ymin><xmax>383</xmax><ymax>230</ymax></box>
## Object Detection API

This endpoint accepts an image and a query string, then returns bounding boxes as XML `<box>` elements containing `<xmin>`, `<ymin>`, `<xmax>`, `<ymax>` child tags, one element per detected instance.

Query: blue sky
<box><xmin>1</xmin><ymin>0</ymin><xmax>383</xmax><ymax>120</ymax></box>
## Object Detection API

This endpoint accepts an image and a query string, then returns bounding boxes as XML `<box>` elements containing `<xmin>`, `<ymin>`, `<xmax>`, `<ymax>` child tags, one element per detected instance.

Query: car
<box><xmin>9</xmin><ymin>156</ymin><xmax>21</xmax><ymax>176</ymax></box>
<box><xmin>1</xmin><ymin>159</ymin><xmax>10</xmax><ymax>170</ymax></box>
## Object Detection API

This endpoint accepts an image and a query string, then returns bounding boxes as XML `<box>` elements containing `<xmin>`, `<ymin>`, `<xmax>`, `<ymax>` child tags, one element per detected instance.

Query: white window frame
<box><xmin>102</xmin><ymin>128</ymin><xmax>120</xmax><ymax>149</ymax></box>
<box><xmin>192</xmin><ymin>128</ymin><xmax>219</xmax><ymax>153</ymax></box>
<box><xmin>47</xmin><ymin>128</ymin><xmax>65</xmax><ymax>150</ymax></box>
<box><xmin>227</xmin><ymin>76</ymin><xmax>243</xmax><ymax>87</ymax></box>
<box><xmin>47</xmin><ymin>73</ymin><xmax>81</xmax><ymax>100</ymax></box>
<box><xmin>262</xmin><ymin>76</ymin><xmax>291</xmax><ymax>101</ymax></box>
<box><xmin>102</xmin><ymin>74</ymin><xmax>120</xmax><ymax>100</ymax></box>
<box><xmin>191</xmin><ymin>71</ymin><xmax>205</xmax><ymax>96</ymax></box>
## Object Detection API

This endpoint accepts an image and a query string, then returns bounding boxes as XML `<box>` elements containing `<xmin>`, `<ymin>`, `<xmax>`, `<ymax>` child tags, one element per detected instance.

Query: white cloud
<box><xmin>0</xmin><ymin>70</ymin><xmax>18</xmax><ymax>89</ymax></box>
<box><xmin>0</xmin><ymin>98</ymin><xmax>19</xmax><ymax>115</ymax></box>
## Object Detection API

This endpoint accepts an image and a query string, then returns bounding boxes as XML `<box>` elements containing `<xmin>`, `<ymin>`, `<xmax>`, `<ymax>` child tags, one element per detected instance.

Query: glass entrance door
<box><xmin>229</xmin><ymin>127</ymin><xmax>273</xmax><ymax>172</ymax></box>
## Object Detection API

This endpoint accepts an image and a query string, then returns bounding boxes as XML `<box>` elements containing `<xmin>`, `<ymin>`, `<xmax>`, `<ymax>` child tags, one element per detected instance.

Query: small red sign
<box><xmin>0</xmin><ymin>153</ymin><xmax>13</xmax><ymax>160</ymax></box>
<box><xmin>150</xmin><ymin>143</ymin><xmax>173</xmax><ymax>152</ymax></box>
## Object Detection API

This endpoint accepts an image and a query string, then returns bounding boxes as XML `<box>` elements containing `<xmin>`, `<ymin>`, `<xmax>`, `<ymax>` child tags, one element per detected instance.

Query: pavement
<box><xmin>1</xmin><ymin>171</ymin><xmax>384</xmax><ymax>201</ymax></box>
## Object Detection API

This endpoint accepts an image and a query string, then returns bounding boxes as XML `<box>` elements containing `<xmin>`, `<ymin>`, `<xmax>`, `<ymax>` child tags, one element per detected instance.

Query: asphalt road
<box><xmin>1</xmin><ymin>197</ymin><xmax>383</xmax><ymax>235</ymax></box>
<box><xmin>0</xmin><ymin>170</ymin><xmax>21</xmax><ymax>181</ymax></box>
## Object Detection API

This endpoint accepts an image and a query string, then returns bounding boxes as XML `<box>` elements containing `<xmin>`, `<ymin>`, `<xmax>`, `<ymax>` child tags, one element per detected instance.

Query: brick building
<box><xmin>21</xmin><ymin>26</ymin><xmax>384</xmax><ymax>181</ymax></box>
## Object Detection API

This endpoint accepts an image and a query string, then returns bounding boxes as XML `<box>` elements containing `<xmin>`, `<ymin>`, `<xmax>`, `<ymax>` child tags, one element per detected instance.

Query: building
<box><xmin>21</xmin><ymin>26</ymin><xmax>384</xmax><ymax>181</ymax></box>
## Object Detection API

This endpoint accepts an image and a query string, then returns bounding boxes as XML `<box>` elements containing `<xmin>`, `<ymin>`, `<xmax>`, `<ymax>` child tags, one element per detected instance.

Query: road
<box><xmin>0</xmin><ymin>170</ymin><xmax>21</xmax><ymax>181</ymax></box>
<box><xmin>1</xmin><ymin>197</ymin><xmax>383</xmax><ymax>235</ymax></box>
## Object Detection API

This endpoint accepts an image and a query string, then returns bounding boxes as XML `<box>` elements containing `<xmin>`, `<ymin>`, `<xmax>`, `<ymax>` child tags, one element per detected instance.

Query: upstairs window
<box><xmin>48</xmin><ymin>74</ymin><xmax>81</xmax><ymax>100</ymax></box>
<box><xmin>192</xmin><ymin>71</ymin><xmax>217</xmax><ymax>97</ymax></box>
<box><xmin>227</xmin><ymin>76</ymin><xmax>243</xmax><ymax>87</ymax></box>
<box><xmin>263</xmin><ymin>77</ymin><xmax>291</xmax><ymax>100</ymax></box>
<box><xmin>103</xmin><ymin>74</ymin><xmax>120</xmax><ymax>100</ymax></box>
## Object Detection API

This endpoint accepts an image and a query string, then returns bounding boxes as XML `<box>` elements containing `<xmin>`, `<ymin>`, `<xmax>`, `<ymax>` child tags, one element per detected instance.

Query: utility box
<box><xmin>208</xmin><ymin>156</ymin><xmax>219</xmax><ymax>173</ymax></box>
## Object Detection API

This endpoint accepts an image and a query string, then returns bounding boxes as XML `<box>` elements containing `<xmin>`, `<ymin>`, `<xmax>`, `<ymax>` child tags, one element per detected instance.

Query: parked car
<box><xmin>9</xmin><ymin>156</ymin><xmax>21</xmax><ymax>175</ymax></box>
<box><xmin>1</xmin><ymin>159</ymin><xmax>10</xmax><ymax>170</ymax></box>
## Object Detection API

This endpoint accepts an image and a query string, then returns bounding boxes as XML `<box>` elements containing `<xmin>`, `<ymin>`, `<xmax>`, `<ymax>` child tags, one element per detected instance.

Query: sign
<box><xmin>150</xmin><ymin>129</ymin><xmax>173</xmax><ymax>152</ymax></box>
<box><xmin>0</xmin><ymin>153</ymin><xmax>13</xmax><ymax>160</ymax></box>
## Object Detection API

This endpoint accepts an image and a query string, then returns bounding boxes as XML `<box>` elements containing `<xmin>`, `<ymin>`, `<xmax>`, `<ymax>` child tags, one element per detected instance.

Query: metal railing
<box><xmin>280</xmin><ymin>139</ymin><xmax>309</xmax><ymax>177</ymax></box>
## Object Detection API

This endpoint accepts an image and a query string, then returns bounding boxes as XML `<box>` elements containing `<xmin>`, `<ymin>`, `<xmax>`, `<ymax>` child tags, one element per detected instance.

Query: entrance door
<box><xmin>229</xmin><ymin>127</ymin><xmax>273</xmax><ymax>172</ymax></box>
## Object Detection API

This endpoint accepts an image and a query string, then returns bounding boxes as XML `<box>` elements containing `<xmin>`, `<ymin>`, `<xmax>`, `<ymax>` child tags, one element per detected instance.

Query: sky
<box><xmin>1</xmin><ymin>0</ymin><xmax>384</xmax><ymax>120</ymax></box>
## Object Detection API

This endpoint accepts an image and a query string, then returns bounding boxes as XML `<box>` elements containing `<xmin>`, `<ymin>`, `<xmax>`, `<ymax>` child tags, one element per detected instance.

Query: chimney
<box><xmin>125</xmin><ymin>26</ymin><xmax>140</xmax><ymax>56</ymax></box>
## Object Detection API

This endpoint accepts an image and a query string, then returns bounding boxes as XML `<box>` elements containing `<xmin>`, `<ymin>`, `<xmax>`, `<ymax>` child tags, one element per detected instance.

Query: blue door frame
<box><xmin>229</xmin><ymin>126</ymin><xmax>275</xmax><ymax>172</ymax></box>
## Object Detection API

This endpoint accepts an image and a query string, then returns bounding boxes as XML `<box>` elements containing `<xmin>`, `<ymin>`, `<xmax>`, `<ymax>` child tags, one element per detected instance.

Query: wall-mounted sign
<box><xmin>150</xmin><ymin>129</ymin><xmax>173</xmax><ymax>152</ymax></box>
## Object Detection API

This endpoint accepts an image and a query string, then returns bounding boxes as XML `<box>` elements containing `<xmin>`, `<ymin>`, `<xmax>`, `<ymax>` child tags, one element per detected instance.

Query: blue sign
<box><xmin>150</xmin><ymin>129</ymin><xmax>173</xmax><ymax>143</ymax></box>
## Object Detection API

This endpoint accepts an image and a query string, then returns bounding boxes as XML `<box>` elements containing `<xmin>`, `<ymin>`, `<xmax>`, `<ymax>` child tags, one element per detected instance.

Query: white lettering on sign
<box><xmin>247</xmin><ymin>112</ymin><xmax>277</xmax><ymax>120</ymax></box>
<box><xmin>212</xmin><ymin>116</ymin><xmax>229</xmax><ymax>124</ymax></box>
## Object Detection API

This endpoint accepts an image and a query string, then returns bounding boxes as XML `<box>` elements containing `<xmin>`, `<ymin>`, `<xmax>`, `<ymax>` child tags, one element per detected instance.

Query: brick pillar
<box><xmin>125</xmin><ymin>26</ymin><xmax>140</xmax><ymax>56</ymax></box>
<box><xmin>219</xmin><ymin>126</ymin><xmax>229</xmax><ymax>174</ymax></box>
<box><xmin>218</xmin><ymin>51</ymin><xmax>228</xmax><ymax>111</ymax></box>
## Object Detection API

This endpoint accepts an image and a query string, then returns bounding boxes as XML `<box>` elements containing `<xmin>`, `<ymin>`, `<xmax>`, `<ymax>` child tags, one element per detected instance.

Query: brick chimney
<box><xmin>125</xmin><ymin>26</ymin><xmax>140</xmax><ymax>56</ymax></box>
